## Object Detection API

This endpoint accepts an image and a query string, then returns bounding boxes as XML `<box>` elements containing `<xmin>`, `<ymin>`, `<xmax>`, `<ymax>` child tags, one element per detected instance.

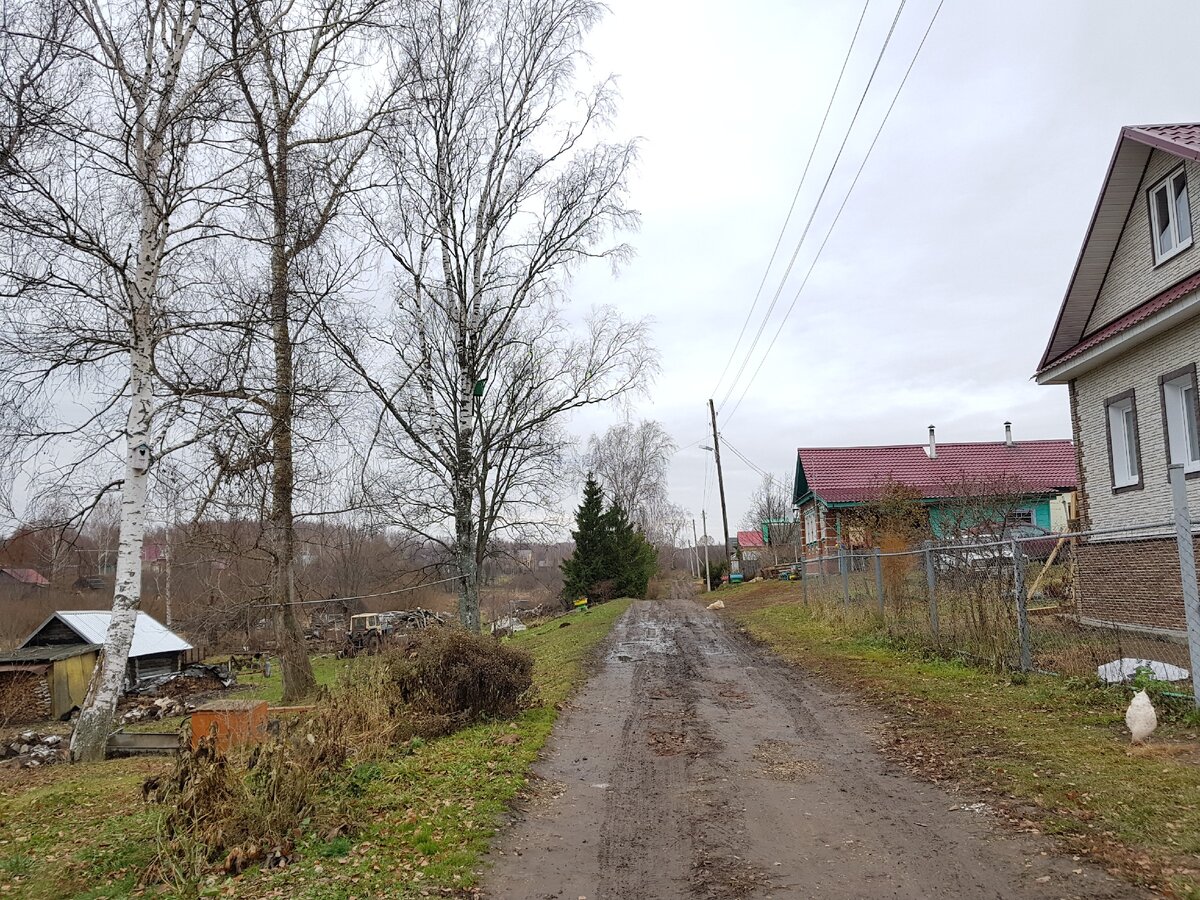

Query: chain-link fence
<box><xmin>781</xmin><ymin>469</ymin><xmax>1200</xmax><ymax>702</ymax></box>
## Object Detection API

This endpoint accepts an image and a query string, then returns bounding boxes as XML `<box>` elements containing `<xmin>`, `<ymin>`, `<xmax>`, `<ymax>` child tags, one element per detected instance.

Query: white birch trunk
<box><xmin>454</xmin><ymin>375</ymin><xmax>480</xmax><ymax>632</ymax></box>
<box><xmin>69</xmin><ymin>302</ymin><xmax>155</xmax><ymax>762</ymax></box>
<box><xmin>70</xmin><ymin>121</ymin><xmax>161</xmax><ymax>763</ymax></box>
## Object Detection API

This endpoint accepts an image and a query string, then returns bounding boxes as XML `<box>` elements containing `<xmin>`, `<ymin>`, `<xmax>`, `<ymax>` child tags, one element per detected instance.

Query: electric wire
<box><xmin>240</xmin><ymin>574</ymin><xmax>463</xmax><ymax>610</ymax></box>
<box><xmin>721</xmin><ymin>437</ymin><xmax>770</xmax><ymax>481</ymax></box>
<box><xmin>716</xmin><ymin>0</ymin><xmax>910</xmax><ymax>414</ymax></box>
<box><xmin>709</xmin><ymin>0</ymin><xmax>873</xmax><ymax>399</ymax></box>
<box><xmin>723</xmin><ymin>0</ymin><xmax>947</xmax><ymax>425</ymax></box>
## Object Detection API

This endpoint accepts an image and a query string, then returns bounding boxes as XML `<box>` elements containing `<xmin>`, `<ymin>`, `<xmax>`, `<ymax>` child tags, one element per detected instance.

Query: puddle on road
<box><xmin>606</xmin><ymin>621</ymin><xmax>674</xmax><ymax>662</ymax></box>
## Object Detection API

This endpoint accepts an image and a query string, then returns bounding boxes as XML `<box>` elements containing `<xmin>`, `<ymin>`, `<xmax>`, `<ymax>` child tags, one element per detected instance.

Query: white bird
<box><xmin>1125</xmin><ymin>690</ymin><xmax>1158</xmax><ymax>745</ymax></box>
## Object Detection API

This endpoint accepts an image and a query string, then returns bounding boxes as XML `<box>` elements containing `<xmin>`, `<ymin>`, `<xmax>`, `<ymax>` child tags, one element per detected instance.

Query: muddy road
<box><xmin>485</xmin><ymin>600</ymin><xmax>1145</xmax><ymax>900</ymax></box>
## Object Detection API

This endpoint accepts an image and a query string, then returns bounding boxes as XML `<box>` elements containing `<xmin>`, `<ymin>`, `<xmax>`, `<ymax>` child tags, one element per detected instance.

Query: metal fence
<box><xmin>783</xmin><ymin>467</ymin><xmax>1200</xmax><ymax>704</ymax></box>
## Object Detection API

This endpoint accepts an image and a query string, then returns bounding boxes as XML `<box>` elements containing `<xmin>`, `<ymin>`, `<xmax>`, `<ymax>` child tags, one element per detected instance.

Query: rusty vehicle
<box><xmin>339</xmin><ymin>608</ymin><xmax>448</xmax><ymax>658</ymax></box>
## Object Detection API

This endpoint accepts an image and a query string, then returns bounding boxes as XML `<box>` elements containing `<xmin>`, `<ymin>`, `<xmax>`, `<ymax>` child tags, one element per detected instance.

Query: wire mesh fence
<box><xmin>778</xmin><ymin>496</ymin><xmax>1200</xmax><ymax>702</ymax></box>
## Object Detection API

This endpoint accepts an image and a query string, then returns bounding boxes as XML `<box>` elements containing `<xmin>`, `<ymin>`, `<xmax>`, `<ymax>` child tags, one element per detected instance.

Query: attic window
<box><xmin>1149</xmin><ymin>167</ymin><xmax>1193</xmax><ymax>263</ymax></box>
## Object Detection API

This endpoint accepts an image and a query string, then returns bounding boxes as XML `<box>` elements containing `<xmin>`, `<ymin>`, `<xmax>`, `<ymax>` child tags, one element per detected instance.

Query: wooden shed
<box><xmin>20</xmin><ymin>611</ymin><xmax>193</xmax><ymax>687</ymax></box>
<box><xmin>0</xmin><ymin>644</ymin><xmax>100</xmax><ymax>723</ymax></box>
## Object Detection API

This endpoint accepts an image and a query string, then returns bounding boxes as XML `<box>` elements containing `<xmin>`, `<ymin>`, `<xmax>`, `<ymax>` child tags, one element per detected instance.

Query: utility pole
<box><xmin>700</xmin><ymin>510</ymin><xmax>712</xmax><ymax>592</ymax></box>
<box><xmin>691</xmin><ymin>518</ymin><xmax>700</xmax><ymax>578</ymax></box>
<box><xmin>708</xmin><ymin>399</ymin><xmax>738</xmax><ymax>576</ymax></box>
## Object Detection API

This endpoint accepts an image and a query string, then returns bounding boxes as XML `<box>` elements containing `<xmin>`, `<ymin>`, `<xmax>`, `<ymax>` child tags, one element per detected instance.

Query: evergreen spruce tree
<box><xmin>606</xmin><ymin>503</ymin><xmax>657</xmax><ymax>599</ymax></box>
<box><xmin>562</xmin><ymin>478</ymin><xmax>659</xmax><ymax>604</ymax></box>
<box><xmin>561</xmin><ymin>474</ymin><xmax>609</xmax><ymax>603</ymax></box>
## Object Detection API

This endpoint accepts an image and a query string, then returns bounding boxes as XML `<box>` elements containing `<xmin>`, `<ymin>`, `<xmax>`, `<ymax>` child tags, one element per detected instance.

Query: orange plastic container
<box><xmin>190</xmin><ymin>699</ymin><xmax>268</xmax><ymax>752</ymax></box>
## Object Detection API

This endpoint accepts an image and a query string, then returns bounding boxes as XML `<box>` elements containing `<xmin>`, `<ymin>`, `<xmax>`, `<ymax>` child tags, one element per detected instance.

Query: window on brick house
<box><xmin>804</xmin><ymin>506</ymin><xmax>819</xmax><ymax>545</ymax></box>
<box><xmin>1161</xmin><ymin>367</ymin><xmax>1200</xmax><ymax>473</ymax></box>
<box><xmin>1149</xmin><ymin>167</ymin><xmax>1193</xmax><ymax>263</ymax></box>
<box><xmin>1105</xmin><ymin>392</ymin><xmax>1141</xmax><ymax>490</ymax></box>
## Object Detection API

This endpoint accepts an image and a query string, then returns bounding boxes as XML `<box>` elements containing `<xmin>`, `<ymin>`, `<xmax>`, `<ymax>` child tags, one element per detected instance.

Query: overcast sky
<box><xmin>557</xmin><ymin>0</ymin><xmax>1200</xmax><ymax>537</ymax></box>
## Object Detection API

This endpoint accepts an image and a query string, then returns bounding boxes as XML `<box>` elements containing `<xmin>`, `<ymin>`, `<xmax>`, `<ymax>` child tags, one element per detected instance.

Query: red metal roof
<box><xmin>1038</xmin><ymin>270</ymin><xmax>1200</xmax><ymax>373</ymax></box>
<box><xmin>737</xmin><ymin>530</ymin><xmax>765</xmax><ymax>548</ymax></box>
<box><xmin>797</xmin><ymin>440</ymin><xmax>1076</xmax><ymax>505</ymax></box>
<box><xmin>1125</xmin><ymin>123</ymin><xmax>1200</xmax><ymax>161</ymax></box>
<box><xmin>0</xmin><ymin>567</ymin><xmax>49</xmax><ymax>586</ymax></box>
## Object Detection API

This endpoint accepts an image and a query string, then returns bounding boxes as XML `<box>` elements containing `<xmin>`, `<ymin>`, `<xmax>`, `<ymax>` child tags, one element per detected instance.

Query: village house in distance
<box><xmin>792</xmin><ymin>426</ymin><xmax>1077</xmax><ymax>568</ymax></box>
<box><xmin>1038</xmin><ymin>123</ymin><xmax>1200</xmax><ymax>636</ymax></box>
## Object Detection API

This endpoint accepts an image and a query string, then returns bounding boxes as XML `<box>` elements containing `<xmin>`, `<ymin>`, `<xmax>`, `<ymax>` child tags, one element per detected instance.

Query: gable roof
<box><xmin>737</xmin><ymin>530</ymin><xmax>765</xmax><ymax>549</ymax></box>
<box><xmin>1039</xmin><ymin>124</ymin><xmax>1200</xmax><ymax>375</ymax></box>
<box><xmin>20</xmin><ymin>611</ymin><xmax>192</xmax><ymax>658</ymax></box>
<box><xmin>0</xmin><ymin>567</ymin><xmax>49</xmax><ymax>586</ymax></box>
<box><xmin>795</xmin><ymin>440</ymin><xmax>1076</xmax><ymax>505</ymax></box>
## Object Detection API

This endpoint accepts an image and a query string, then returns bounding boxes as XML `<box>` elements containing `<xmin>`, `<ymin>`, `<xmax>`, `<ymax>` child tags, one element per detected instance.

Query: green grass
<box><xmin>233</xmin><ymin>653</ymin><xmax>347</xmax><ymax>704</ymax></box>
<box><xmin>0</xmin><ymin>601</ymin><xmax>631</xmax><ymax>899</ymax></box>
<box><xmin>233</xmin><ymin>600</ymin><xmax>630</xmax><ymax>899</ymax></box>
<box><xmin>721</xmin><ymin>586</ymin><xmax>1200</xmax><ymax>897</ymax></box>
<box><xmin>0</xmin><ymin>759</ymin><xmax>162</xmax><ymax>898</ymax></box>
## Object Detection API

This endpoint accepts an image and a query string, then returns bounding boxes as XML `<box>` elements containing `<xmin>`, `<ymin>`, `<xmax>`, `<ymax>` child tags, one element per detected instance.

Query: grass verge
<box><xmin>0</xmin><ymin>601</ymin><xmax>629</xmax><ymax>899</ymax></box>
<box><xmin>717</xmin><ymin>581</ymin><xmax>1200</xmax><ymax>897</ymax></box>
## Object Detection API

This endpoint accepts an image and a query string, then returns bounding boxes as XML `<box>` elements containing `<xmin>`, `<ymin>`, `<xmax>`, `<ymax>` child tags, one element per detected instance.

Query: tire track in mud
<box><xmin>485</xmin><ymin>600</ymin><xmax>1148</xmax><ymax>899</ymax></box>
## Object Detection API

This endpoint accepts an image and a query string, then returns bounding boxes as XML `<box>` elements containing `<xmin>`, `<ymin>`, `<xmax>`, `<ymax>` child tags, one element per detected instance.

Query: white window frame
<box><xmin>1148</xmin><ymin>166</ymin><xmax>1193</xmax><ymax>264</ymax></box>
<box><xmin>1161</xmin><ymin>368</ymin><xmax>1200</xmax><ymax>474</ymax></box>
<box><xmin>1008</xmin><ymin>508</ymin><xmax>1035</xmax><ymax>527</ymax></box>
<box><xmin>1105</xmin><ymin>392</ymin><xmax>1141</xmax><ymax>490</ymax></box>
<box><xmin>804</xmin><ymin>506</ymin><xmax>819</xmax><ymax>546</ymax></box>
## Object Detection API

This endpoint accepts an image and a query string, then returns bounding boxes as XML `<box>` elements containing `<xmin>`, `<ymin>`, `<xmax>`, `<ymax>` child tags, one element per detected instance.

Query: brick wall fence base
<box><xmin>1075</xmin><ymin>535</ymin><xmax>1200</xmax><ymax>633</ymax></box>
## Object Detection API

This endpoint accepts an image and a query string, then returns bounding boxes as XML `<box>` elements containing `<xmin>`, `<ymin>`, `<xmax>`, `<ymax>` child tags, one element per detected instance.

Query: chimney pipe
<box><xmin>1004</xmin><ymin>421</ymin><xmax>1014</xmax><ymax>447</ymax></box>
<box><xmin>927</xmin><ymin>425</ymin><xmax>937</xmax><ymax>459</ymax></box>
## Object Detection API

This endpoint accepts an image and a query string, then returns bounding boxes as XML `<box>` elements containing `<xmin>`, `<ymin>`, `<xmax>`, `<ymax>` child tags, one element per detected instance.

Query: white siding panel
<box><xmin>1087</xmin><ymin>151</ymin><xmax>1200</xmax><ymax>332</ymax></box>
<box><xmin>1075</xmin><ymin>310</ymin><xmax>1200</xmax><ymax>528</ymax></box>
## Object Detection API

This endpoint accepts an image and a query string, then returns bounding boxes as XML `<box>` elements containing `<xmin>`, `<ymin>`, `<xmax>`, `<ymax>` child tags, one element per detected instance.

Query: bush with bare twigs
<box><xmin>147</xmin><ymin>630</ymin><xmax>534</xmax><ymax>879</ymax></box>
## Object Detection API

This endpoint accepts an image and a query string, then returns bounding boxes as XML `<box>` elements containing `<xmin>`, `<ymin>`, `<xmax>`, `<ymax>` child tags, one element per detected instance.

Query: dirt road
<box><xmin>485</xmin><ymin>600</ymin><xmax>1146</xmax><ymax>900</ymax></box>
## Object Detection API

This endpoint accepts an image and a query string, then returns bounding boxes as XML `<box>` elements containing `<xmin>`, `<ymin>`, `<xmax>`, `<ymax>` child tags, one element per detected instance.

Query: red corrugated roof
<box><xmin>798</xmin><ymin>440</ymin><xmax>1076</xmax><ymax>504</ymax></box>
<box><xmin>737</xmin><ymin>530</ymin><xmax>765</xmax><ymax>548</ymax></box>
<box><xmin>1038</xmin><ymin>270</ymin><xmax>1200</xmax><ymax>374</ymax></box>
<box><xmin>1125</xmin><ymin>123</ymin><xmax>1200</xmax><ymax>160</ymax></box>
<box><xmin>0</xmin><ymin>567</ymin><xmax>49</xmax><ymax>586</ymax></box>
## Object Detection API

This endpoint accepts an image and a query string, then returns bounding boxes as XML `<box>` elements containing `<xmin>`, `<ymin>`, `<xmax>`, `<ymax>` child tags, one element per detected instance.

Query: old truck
<box><xmin>339</xmin><ymin>608</ymin><xmax>448</xmax><ymax>658</ymax></box>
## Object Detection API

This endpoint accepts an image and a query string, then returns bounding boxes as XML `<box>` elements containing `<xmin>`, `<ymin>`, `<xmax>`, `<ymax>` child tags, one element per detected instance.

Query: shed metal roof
<box><xmin>0</xmin><ymin>567</ymin><xmax>49</xmax><ymax>586</ymax></box>
<box><xmin>0</xmin><ymin>643</ymin><xmax>100</xmax><ymax>663</ymax></box>
<box><xmin>20</xmin><ymin>611</ymin><xmax>192</xmax><ymax>657</ymax></box>
<box><xmin>737</xmin><ymin>530</ymin><xmax>765</xmax><ymax>548</ymax></box>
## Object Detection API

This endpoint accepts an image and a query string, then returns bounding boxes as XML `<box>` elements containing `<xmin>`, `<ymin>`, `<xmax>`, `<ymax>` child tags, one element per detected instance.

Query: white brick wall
<box><xmin>1087</xmin><ymin>150</ymin><xmax>1200</xmax><ymax>331</ymax></box>
<box><xmin>1074</xmin><ymin>309</ymin><xmax>1200</xmax><ymax>528</ymax></box>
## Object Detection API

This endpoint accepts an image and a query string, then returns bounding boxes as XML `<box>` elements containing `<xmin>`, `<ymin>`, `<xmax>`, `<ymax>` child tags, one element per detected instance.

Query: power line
<box><xmin>723</xmin><ymin>0</ymin><xmax>946</xmax><ymax>425</ymax></box>
<box><xmin>721</xmin><ymin>436</ymin><xmax>769</xmax><ymax>481</ymax></box>
<box><xmin>716</xmin><ymin>0</ymin><xmax>910</xmax><ymax>414</ymax></box>
<box><xmin>241</xmin><ymin>575</ymin><xmax>462</xmax><ymax>610</ymax></box>
<box><xmin>709</xmin><ymin>0</ymin><xmax>873</xmax><ymax>400</ymax></box>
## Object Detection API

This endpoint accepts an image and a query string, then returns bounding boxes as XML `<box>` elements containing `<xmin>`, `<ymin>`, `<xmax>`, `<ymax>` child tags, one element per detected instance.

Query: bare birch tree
<box><xmin>0</xmin><ymin>0</ymin><xmax>232</xmax><ymax>760</ymax></box>
<box><xmin>584</xmin><ymin>420</ymin><xmax>677</xmax><ymax>531</ymax></box>
<box><xmin>741</xmin><ymin>474</ymin><xmax>799</xmax><ymax>565</ymax></box>
<box><xmin>207</xmin><ymin>0</ymin><xmax>396</xmax><ymax>700</ymax></box>
<box><xmin>338</xmin><ymin>0</ymin><xmax>653</xmax><ymax>631</ymax></box>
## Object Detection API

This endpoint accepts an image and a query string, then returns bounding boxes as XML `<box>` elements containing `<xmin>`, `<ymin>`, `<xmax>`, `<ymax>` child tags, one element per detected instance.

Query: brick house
<box><xmin>1037</xmin><ymin>124</ymin><xmax>1200</xmax><ymax>635</ymax></box>
<box><xmin>792</xmin><ymin>428</ymin><xmax>1077</xmax><ymax>571</ymax></box>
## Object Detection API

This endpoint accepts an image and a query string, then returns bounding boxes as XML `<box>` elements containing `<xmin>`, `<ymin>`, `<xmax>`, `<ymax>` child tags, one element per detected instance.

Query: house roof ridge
<box><xmin>797</xmin><ymin>438</ymin><xmax>1072</xmax><ymax>451</ymax></box>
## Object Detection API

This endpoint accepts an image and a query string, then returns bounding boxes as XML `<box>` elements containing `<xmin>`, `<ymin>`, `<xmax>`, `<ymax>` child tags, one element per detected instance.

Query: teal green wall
<box><xmin>927</xmin><ymin>497</ymin><xmax>1052</xmax><ymax>538</ymax></box>
<box><xmin>1033</xmin><ymin>500</ymin><xmax>1051</xmax><ymax>530</ymax></box>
